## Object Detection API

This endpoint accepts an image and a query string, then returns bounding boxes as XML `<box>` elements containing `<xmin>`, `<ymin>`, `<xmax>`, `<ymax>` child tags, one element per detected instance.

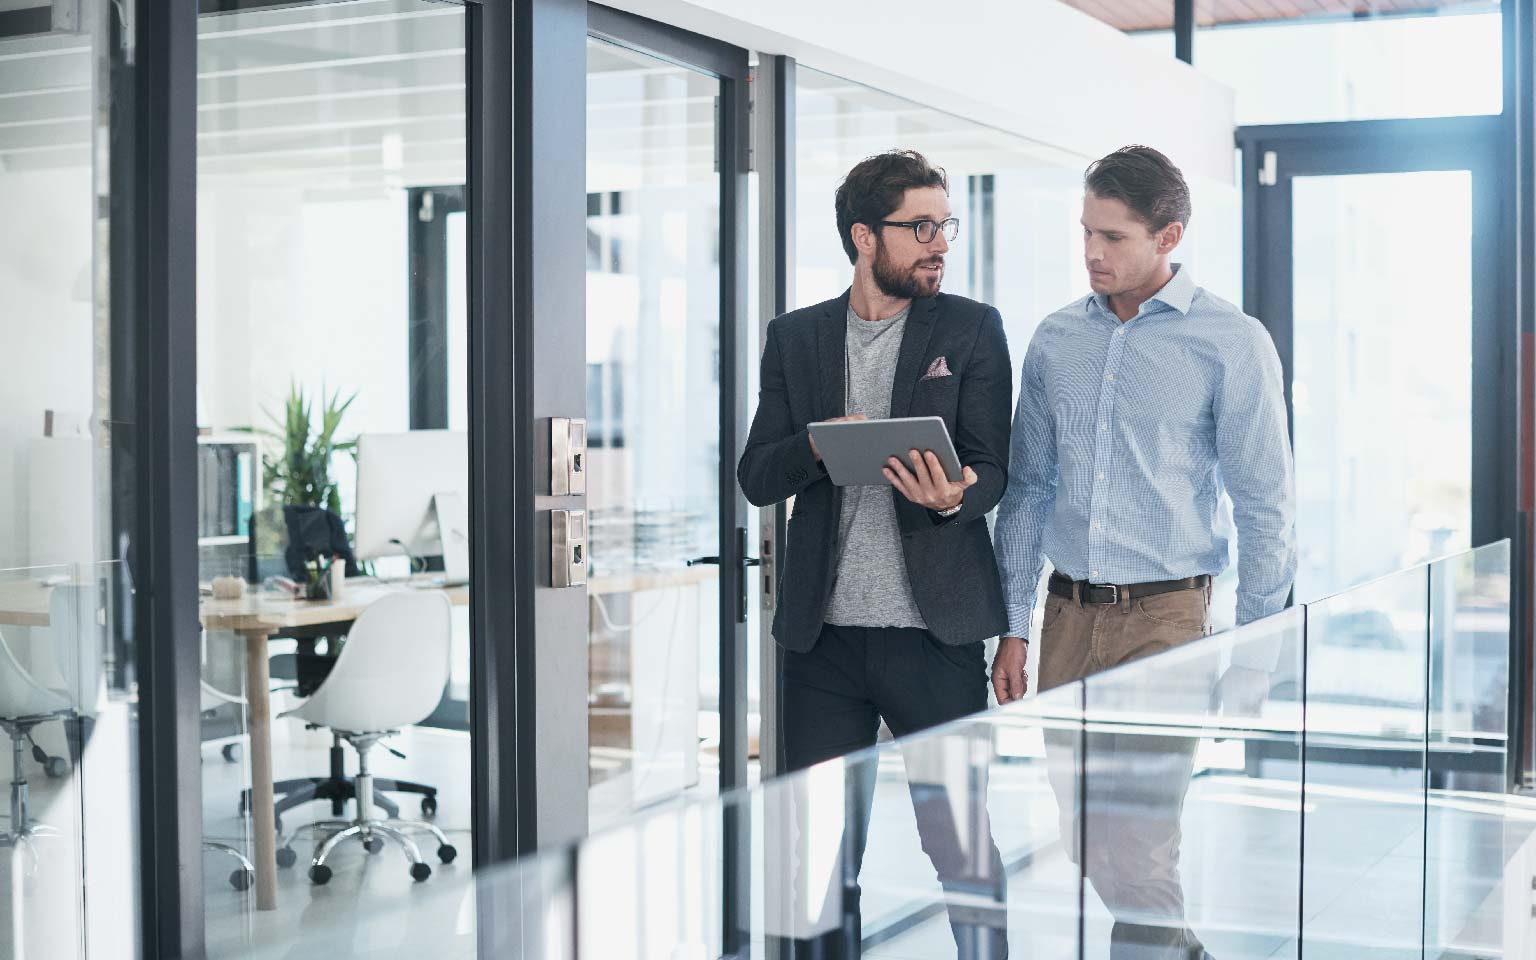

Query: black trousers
<box><xmin>780</xmin><ymin>624</ymin><xmax>1008</xmax><ymax>960</ymax></box>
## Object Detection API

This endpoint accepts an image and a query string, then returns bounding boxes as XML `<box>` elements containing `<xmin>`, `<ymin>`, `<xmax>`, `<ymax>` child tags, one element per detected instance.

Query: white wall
<box><xmin>611</xmin><ymin>0</ymin><xmax>1237</xmax><ymax>184</ymax></box>
<box><xmin>0</xmin><ymin>166</ymin><xmax>97</xmax><ymax>570</ymax></box>
<box><xmin>197</xmin><ymin>185</ymin><xmax>412</xmax><ymax>440</ymax></box>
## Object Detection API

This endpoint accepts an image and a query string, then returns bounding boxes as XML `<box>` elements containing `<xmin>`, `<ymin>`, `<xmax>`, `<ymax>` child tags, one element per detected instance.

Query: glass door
<box><xmin>583</xmin><ymin>18</ymin><xmax>751</xmax><ymax>833</ymax></box>
<box><xmin>1245</xmin><ymin>126</ymin><xmax>1505</xmax><ymax>605</ymax></box>
<box><xmin>1291</xmin><ymin>170</ymin><xmax>1474</xmax><ymax>599</ymax></box>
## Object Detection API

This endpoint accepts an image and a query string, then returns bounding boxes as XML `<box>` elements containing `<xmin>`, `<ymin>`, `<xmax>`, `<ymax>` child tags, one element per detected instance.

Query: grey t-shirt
<box><xmin>823</xmin><ymin>304</ymin><xmax>927</xmax><ymax>629</ymax></box>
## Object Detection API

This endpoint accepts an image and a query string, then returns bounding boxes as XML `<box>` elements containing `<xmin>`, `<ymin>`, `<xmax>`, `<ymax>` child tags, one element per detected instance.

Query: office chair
<box><xmin>0</xmin><ymin>582</ymin><xmax>107</xmax><ymax>871</ymax></box>
<box><xmin>240</xmin><ymin>515</ymin><xmax>441</xmax><ymax>829</ymax></box>
<box><xmin>200</xmin><ymin>678</ymin><xmax>257</xmax><ymax>891</ymax></box>
<box><xmin>273</xmin><ymin>591</ymin><xmax>457</xmax><ymax>884</ymax></box>
<box><xmin>0</xmin><ymin>627</ymin><xmax>71</xmax><ymax>868</ymax></box>
<box><xmin>238</xmin><ymin>649</ymin><xmax>441</xmax><ymax>832</ymax></box>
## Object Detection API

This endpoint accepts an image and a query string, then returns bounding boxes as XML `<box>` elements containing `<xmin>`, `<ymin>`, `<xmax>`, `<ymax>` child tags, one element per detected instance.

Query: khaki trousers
<box><xmin>1039</xmin><ymin>585</ymin><xmax>1217</xmax><ymax>960</ymax></box>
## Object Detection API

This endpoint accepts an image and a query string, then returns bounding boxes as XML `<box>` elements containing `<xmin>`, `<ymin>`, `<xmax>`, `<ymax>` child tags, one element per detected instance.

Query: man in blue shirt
<box><xmin>991</xmin><ymin>146</ymin><xmax>1296</xmax><ymax>957</ymax></box>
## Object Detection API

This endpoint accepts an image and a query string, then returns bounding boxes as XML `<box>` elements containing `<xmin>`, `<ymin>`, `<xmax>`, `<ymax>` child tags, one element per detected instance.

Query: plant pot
<box><xmin>304</xmin><ymin>569</ymin><xmax>333</xmax><ymax>601</ymax></box>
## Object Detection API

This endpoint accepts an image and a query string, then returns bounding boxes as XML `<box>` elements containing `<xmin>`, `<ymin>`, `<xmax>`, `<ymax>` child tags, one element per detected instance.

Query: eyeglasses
<box><xmin>879</xmin><ymin>217</ymin><xmax>960</xmax><ymax>244</ymax></box>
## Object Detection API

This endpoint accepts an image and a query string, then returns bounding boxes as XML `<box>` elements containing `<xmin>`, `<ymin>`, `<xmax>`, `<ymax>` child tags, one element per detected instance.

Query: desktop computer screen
<box><xmin>353</xmin><ymin>431</ymin><xmax>469</xmax><ymax>582</ymax></box>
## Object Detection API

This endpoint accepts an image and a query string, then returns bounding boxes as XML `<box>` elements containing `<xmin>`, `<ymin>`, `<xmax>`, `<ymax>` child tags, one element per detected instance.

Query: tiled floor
<box><xmin>203</xmin><ymin>720</ymin><xmax>475</xmax><ymax>958</ymax></box>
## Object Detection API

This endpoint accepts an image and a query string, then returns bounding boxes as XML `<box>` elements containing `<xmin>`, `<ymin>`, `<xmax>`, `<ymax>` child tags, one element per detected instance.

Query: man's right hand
<box><xmin>991</xmin><ymin>635</ymin><xmax>1029</xmax><ymax>704</ymax></box>
<box><xmin>808</xmin><ymin>415</ymin><xmax>868</xmax><ymax>461</ymax></box>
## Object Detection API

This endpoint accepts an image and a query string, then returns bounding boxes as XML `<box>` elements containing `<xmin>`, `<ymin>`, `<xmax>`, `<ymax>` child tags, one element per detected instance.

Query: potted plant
<box><xmin>248</xmin><ymin>383</ymin><xmax>359</xmax><ymax>581</ymax></box>
<box><xmin>261</xmin><ymin>382</ymin><xmax>357</xmax><ymax>513</ymax></box>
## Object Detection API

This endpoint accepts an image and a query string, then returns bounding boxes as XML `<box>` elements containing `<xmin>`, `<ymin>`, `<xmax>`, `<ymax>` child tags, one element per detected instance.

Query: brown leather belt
<box><xmin>1048</xmin><ymin>571</ymin><xmax>1210</xmax><ymax>606</ymax></box>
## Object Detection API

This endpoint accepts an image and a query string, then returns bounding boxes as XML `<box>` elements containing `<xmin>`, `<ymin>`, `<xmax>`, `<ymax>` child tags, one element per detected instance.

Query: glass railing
<box><xmin>231</xmin><ymin>542</ymin><xmax>1524</xmax><ymax>959</ymax></box>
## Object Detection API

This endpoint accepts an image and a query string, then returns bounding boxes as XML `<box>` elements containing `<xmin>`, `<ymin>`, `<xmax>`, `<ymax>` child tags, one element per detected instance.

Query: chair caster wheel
<box><xmin>437</xmin><ymin>844</ymin><xmax>456</xmax><ymax>864</ymax></box>
<box><xmin>309</xmin><ymin>864</ymin><xmax>332</xmax><ymax>886</ymax></box>
<box><xmin>276</xmin><ymin>847</ymin><xmax>298</xmax><ymax>869</ymax></box>
<box><xmin>410</xmin><ymin>862</ymin><xmax>431</xmax><ymax>882</ymax></box>
<box><xmin>230</xmin><ymin>868</ymin><xmax>253</xmax><ymax>891</ymax></box>
<box><xmin>364</xmin><ymin>837</ymin><xmax>384</xmax><ymax>854</ymax></box>
<box><xmin>44</xmin><ymin>757</ymin><xmax>69</xmax><ymax>778</ymax></box>
<box><xmin>420</xmin><ymin>796</ymin><xmax>437</xmax><ymax>817</ymax></box>
<box><xmin>221</xmin><ymin>744</ymin><xmax>241</xmax><ymax>763</ymax></box>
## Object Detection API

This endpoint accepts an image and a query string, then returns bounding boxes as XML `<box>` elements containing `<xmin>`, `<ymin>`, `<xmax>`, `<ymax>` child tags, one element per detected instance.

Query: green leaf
<box><xmin>259</xmin><ymin>378</ymin><xmax>358</xmax><ymax>515</ymax></box>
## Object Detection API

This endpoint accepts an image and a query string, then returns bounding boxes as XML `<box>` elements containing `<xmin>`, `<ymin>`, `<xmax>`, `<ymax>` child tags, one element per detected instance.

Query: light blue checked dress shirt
<box><xmin>994</xmin><ymin>265</ymin><xmax>1297</xmax><ymax>639</ymax></box>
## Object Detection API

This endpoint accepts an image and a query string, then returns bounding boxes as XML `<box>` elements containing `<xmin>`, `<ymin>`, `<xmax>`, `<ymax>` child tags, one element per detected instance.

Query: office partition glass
<box><xmin>0</xmin><ymin>6</ymin><xmax>143</xmax><ymax>955</ymax></box>
<box><xmin>195</xmin><ymin>2</ymin><xmax>471</xmax><ymax>953</ymax></box>
<box><xmin>0</xmin><ymin>561</ymin><xmax>134</xmax><ymax>960</ymax></box>
<box><xmin>584</xmin><ymin>37</ymin><xmax>725</xmax><ymax>829</ymax></box>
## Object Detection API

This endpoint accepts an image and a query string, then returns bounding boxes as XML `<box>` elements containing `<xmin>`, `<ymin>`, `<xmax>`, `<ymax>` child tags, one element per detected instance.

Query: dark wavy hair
<box><xmin>834</xmin><ymin>149</ymin><xmax>949</xmax><ymax>265</ymax></box>
<box><xmin>1084</xmin><ymin>145</ymin><xmax>1192</xmax><ymax>231</ymax></box>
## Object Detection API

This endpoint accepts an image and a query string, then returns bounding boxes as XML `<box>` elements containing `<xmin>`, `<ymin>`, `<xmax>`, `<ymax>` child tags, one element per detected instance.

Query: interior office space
<box><xmin>0</xmin><ymin>0</ymin><xmax>1532</xmax><ymax>956</ymax></box>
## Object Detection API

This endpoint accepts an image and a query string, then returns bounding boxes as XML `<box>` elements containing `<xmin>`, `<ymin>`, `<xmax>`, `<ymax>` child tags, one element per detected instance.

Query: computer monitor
<box><xmin>353</xmin><ymin>431</ymin><xmax>469</xmax><ymax>581</ymax></box>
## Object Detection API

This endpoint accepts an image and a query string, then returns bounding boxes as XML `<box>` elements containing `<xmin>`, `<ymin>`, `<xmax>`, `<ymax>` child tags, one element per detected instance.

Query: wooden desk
<box><xmin>0</xmin><ymin>578</ymin><xmax>468</xmax><ymax>912</ymax></box>
<box><xmin>0</xmin><ymin>579</ymin><xmax>54</xmax><ymax>627</ymax></box>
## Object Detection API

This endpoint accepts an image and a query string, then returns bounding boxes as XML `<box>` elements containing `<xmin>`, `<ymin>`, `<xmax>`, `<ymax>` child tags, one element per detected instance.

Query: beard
<box><xmin>873</xmin><ymin>237</ymin><xmax>943</xmax><ymax>299</ymax></box>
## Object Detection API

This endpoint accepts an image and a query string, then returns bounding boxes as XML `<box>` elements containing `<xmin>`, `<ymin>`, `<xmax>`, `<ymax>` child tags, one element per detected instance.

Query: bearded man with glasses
<box><xmin>739</xmin><ymin>149</ymin><xmax>1012</xmax><ymax>958</ymax></box>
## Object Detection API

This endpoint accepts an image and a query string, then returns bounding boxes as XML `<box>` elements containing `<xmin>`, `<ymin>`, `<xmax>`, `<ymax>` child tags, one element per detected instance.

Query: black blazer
<box><xmin>738</xmin><ymin>289</ymin><xmax>1012</xmax><ymax>652</ymax></box>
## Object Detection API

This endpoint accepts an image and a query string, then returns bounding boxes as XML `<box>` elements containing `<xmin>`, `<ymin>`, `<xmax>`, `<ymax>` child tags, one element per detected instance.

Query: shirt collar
<box><xmin>1151</xmin><ymin>263</ymin><xmax>1196</xmax><ymax>316</ymax></box>
<box><xmin>1090</xmin><ymin>263</ymin><xmax>1196</xmax><ymax>320</ymax></box>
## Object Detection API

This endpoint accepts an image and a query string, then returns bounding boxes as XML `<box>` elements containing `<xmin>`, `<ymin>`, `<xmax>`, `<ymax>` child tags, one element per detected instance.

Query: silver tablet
<box><xmin>808</xmin><ymin>416</ymin><xmax>962</xmax><ymax>487</ymax></box>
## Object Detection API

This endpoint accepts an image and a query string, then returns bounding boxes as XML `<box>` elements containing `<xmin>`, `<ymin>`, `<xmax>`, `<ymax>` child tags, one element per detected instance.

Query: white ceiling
<box><xmin>0</xmin><ymin>0</ymin><xmax>468</xmax><ymax>188</ymax></box>
<box><xmin>0</xmin><ymin>0</ymin><xmax>1081</xmax><ymax>191</ymax></box>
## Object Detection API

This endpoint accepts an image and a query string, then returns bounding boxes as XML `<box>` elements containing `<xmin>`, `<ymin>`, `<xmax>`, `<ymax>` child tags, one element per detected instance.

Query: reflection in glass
<box><xmin>854</xmin><ymin>690</ymin><xmax>1083</xmax><ymax>957</ymax></box>
<box><xmin>1292</xmin><ymin>172</ymin><xmax>1473</xmax><ymax>602</ymax></box>
<box><xmin>585</xmin><ymin>38</ymin><xmax>722</xmax><ymax>828</ymax></box>
<box><xmin>1079</xmin><ymin>610</ymin><xmax>1304</xmax><ymax>959</ymax></box>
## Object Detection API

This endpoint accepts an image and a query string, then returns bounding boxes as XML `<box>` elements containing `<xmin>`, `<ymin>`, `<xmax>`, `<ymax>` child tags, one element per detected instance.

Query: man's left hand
<box><xmin>1211</xmin><ymin>665</ymin><xmax>1270</xmax><ymax>721</ymax></box>
<box><xmin>884</xmin><ymin>449</ymin><xmax>977</xmax><ymax>513</ymax></box>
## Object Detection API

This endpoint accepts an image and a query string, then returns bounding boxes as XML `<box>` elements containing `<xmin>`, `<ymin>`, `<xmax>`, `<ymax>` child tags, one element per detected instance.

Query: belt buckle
<box><xmin>1082</xmin><ymin>582</ymin><xmax>1118</xmax><ymax>606</ymax></box>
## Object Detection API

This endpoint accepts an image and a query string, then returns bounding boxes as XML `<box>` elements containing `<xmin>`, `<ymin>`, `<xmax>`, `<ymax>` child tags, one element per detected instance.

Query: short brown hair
<box><xmin>1084</xmin><ymin>145</ymin><xmax>1191</xmax><ymax>232</ymax></box>
<box><xmin>834</xmin><ymin>149</ymin><xmax>949</xmax><ymax>265</ymax></box>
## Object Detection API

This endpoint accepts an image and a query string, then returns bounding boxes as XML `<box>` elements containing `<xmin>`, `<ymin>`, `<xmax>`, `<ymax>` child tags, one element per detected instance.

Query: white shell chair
<box><xmin>274</xmin><ymin>591</ymin><xmax>456</xmax><ymax>885</ymax></box>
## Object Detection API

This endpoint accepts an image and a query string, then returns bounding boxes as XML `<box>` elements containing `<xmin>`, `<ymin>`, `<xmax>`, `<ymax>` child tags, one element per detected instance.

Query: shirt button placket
<box><xmin>1088</xmin><ymin>324</ymin><xmax>1125</xmax><ymax>581</ymax></box>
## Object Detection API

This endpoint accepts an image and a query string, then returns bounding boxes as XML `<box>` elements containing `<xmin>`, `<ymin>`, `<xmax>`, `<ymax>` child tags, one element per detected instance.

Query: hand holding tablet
<box><xmin>808</xmin><ymin>417</ymin><xmax>965</xmax><ymax>486</ymax></box>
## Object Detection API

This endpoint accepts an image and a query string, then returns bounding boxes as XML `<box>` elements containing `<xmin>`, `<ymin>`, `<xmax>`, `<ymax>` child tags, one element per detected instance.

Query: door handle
<box><xmin>686</xmin><ymin>556</ymin><xmax>761</xmax><ymax>568</ymax></box>
<box><xmin>688</xmin><ymin>528</ymin><xmax>760</xmax><ymax>623</ymax></box>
